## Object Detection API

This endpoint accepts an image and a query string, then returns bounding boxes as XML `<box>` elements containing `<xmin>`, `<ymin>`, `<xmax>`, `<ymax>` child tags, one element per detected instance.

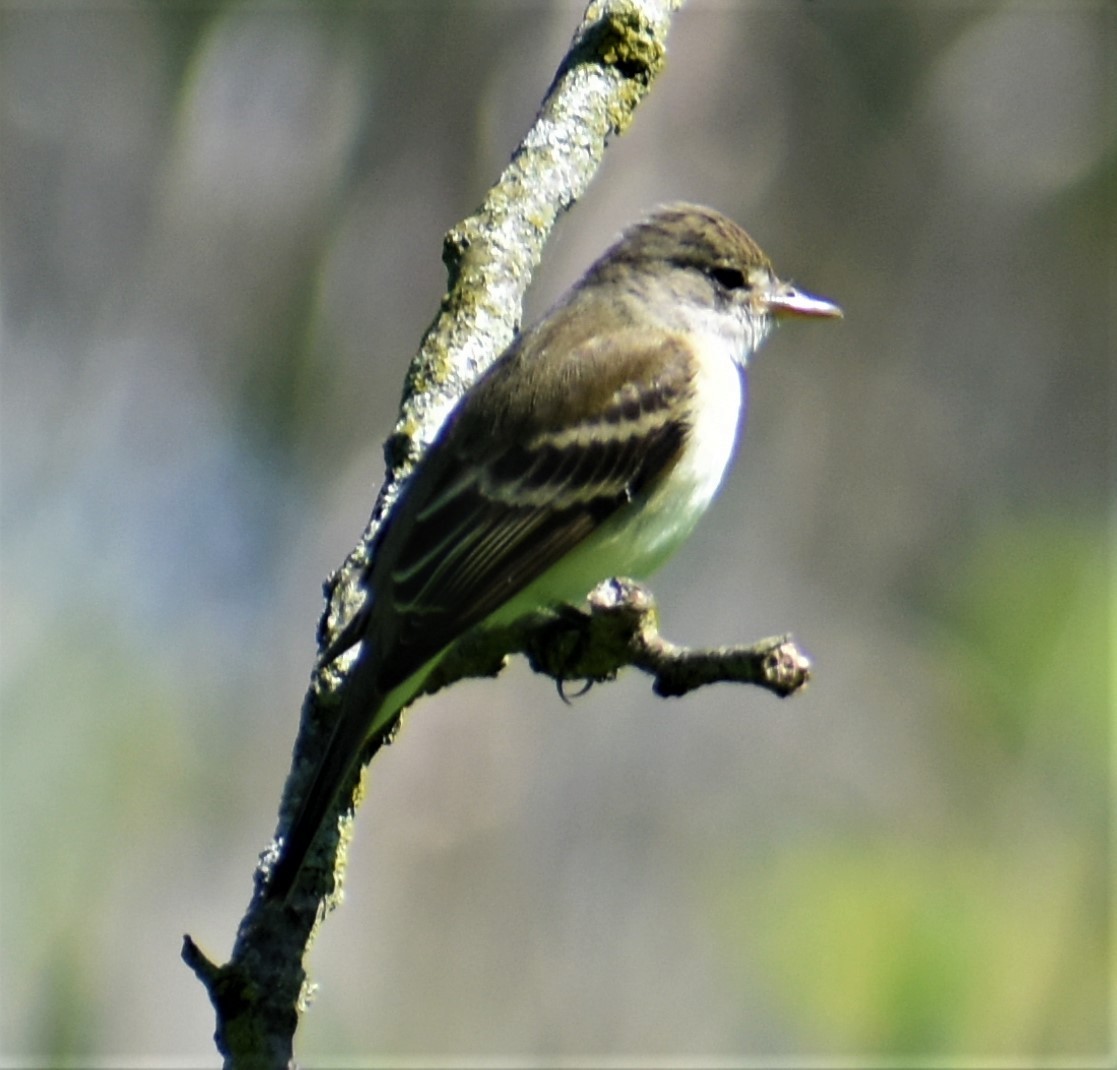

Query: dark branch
<box><xmin>422</xmin><ymin>578</ymin><xmax>812</xmax><ymax>703</ymax></box>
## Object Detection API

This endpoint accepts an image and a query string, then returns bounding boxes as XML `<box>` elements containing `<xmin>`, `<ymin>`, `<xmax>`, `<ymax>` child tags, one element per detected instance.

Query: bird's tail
<box><xmin>265</xmin><ymin>657</ymin><xmax>390</xmax><ymax>903</ymax></box>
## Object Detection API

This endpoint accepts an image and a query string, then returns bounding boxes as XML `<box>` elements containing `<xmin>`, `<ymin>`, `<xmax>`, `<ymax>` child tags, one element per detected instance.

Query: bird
<box><xmin>267</xmin><ymin>203</ymin><xmax>841</xmax><ymax>901</ymax></box>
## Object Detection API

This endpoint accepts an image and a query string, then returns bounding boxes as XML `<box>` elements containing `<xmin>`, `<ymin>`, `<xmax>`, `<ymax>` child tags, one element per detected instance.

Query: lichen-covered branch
<box><xmin>184</xmin><ymin>2</ymin><xmax>687</xmax><ymax>1066</ymax></box>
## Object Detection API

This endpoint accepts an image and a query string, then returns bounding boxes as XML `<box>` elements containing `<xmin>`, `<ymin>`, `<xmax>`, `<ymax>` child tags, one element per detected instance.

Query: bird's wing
<box><xmin>369</xmin><ymin>328</ymin><xmax>698</xmax><ymax>689</ymax></box>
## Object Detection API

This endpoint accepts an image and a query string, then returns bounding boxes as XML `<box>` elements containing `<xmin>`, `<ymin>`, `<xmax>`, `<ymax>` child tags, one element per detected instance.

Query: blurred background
<box><xmin>1</xmin><ymin>0</ymin><xmax>1112</xmax><ymax>1064</ymax></box>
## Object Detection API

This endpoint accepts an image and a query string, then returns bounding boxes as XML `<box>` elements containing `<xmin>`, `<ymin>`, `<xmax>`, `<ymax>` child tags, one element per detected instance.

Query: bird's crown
<box><xmin>605</xmin><ymin>203</ymin><xmax>772</xmax><ymax>276</ymax></box>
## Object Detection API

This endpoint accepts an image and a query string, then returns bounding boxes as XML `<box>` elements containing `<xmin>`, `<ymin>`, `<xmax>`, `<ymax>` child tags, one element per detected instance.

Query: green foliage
<box><xmin>707</xmin><ymin>515</ymin><xmax>1110</xmax><ymax>1056</ymax></box>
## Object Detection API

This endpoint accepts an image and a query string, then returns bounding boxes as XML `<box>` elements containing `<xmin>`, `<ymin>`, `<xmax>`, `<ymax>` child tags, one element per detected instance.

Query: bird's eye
<box><xmin>709</xmin><ymin>266</ymin><xmax>747</xmax><ymax>290</ymax></box>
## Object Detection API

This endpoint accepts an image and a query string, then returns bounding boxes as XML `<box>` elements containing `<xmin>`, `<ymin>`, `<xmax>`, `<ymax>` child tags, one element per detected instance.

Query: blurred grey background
<box><xmin>1</xmin><ymin>1</ymin><xmax>1112</xmax><ymax>1064</ymax></box>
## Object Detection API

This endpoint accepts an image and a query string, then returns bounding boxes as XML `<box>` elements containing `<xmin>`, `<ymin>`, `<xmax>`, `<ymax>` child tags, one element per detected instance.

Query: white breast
<box><xmin>622</xmin><ymin>332</ymin><xmax>744</xmax><ymax>574</ymax></box>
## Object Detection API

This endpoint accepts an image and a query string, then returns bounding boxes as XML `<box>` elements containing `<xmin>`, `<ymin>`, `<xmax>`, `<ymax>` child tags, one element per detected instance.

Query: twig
<box><xmin>424</xmin><ymin>578</ymin><xmax>812</xmax><ymax>702</ymax></box>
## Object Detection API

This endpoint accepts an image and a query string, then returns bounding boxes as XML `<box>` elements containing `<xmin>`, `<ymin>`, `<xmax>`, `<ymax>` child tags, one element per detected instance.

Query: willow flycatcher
<box><xmin>268</xmin><ymin>203</ymin><xmax>841</xmax><ymax>900</ymax></box>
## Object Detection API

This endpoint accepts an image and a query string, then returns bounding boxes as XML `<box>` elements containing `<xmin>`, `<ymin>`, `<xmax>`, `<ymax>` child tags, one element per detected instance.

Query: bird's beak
<box><xmin>766</xmin><ymin>280</ymin><xmax>843</xmax><ymax>320</ymax></box>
